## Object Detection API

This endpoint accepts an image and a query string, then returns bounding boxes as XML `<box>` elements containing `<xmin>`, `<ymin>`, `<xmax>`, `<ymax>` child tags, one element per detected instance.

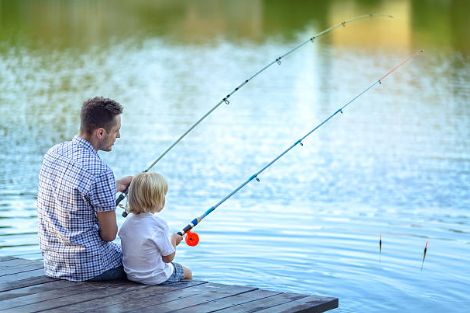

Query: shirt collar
<box><xmin>73</xmin><ymin>135</ymin><xmax>98</xmax><ymax>156</ymax></box>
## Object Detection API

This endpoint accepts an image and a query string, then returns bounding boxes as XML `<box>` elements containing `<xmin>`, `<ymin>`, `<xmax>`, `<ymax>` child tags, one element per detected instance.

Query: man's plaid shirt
<box><xmin>37</xmin><ymin>136</ymin><xmax>122</xmax><ymax>281</ymax></box>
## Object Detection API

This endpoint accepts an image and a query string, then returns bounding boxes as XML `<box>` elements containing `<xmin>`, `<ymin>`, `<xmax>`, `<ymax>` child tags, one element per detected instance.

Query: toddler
<box><xmin>118</xmin><ymin>172</ymin><xmax>192</xmax><ymax>284</ymax></box>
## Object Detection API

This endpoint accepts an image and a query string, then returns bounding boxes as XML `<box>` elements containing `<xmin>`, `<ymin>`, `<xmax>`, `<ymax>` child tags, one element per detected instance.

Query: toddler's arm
<box><xmin>162</xmin><ymin>233</ymin><xmax>183</xmax><ymax>263</ymax></box>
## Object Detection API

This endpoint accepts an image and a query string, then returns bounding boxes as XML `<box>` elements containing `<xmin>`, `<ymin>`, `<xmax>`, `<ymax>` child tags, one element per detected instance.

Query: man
<box><xmin>37</xmin><ymin>97</ymin><xmax>132</xmax><ymax>281</ymax></box>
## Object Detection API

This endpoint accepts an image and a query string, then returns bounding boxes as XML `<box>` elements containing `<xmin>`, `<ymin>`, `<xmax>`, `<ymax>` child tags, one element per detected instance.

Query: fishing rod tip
<box><xmin>371</xmin><ymin>13</ymin><xmax>394</xmax><ymax>19</ymax></box>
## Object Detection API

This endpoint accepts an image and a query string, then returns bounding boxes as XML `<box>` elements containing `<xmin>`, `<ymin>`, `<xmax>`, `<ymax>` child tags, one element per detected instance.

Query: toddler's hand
<box><xmin>172</xmin><ymin>233</ymin><xmax>183</xmax><ymax>246</ymax></box>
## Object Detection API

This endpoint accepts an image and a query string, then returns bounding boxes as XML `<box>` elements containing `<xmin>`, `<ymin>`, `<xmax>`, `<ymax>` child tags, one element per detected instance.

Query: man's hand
<box><xmin>116</xmin><ymin>176</ymin><xmax>133</xmax><ymax>192</ymax></box>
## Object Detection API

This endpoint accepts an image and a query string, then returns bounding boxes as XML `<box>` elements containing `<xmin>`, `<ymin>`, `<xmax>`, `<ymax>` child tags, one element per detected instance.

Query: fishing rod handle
<box><xmin>116</xmin><ymin>188</ymin><xmax>129</xmax><ymax>217</ymax></box>
<box><xmin>177</xmin><ymin>224</ymin><xmax>194</xmax><ymax>236</ymax></box>
<box><xmin>116</xmin><ymin>192</ymin><xmax>126</xmax><ymax>206</ymax></box>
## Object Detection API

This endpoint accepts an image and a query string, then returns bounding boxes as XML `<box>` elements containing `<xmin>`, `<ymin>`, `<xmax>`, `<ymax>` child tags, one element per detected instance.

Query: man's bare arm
<box><xmin>97</xmin><ymin>210</ymin><xmax>118</xmax><ymax>241</ymax></box>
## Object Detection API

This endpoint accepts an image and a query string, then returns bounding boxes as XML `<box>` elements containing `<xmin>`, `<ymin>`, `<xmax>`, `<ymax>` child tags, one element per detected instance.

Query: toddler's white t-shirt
<box><xmin>118</xmin><ymin>212</ymin><xmax>175</xmax><ymax>284</ymax></box>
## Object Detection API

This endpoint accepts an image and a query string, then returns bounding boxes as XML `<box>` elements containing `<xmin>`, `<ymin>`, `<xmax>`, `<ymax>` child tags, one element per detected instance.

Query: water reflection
<box><xmin>0</xmin><ymin>0</ymin><xmax>469</xmax><ymax>53</ymax></box>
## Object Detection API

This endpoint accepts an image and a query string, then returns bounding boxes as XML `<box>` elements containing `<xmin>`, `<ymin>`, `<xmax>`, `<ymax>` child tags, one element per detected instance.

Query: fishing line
<box><xmin>117</xmin><ymin>13</ymin><xmax>394</xmax><ymax>210</ymax></box>
<box><xmin>178</xmin><ymin>50</ymin><xmax>423</xmax><ymax>246</ymax></box>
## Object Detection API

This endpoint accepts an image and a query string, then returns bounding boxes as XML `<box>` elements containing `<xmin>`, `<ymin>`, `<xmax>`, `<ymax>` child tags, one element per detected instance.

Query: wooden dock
<box><xmin>0</xmin><ymin>256</ymin><xmax>338</xmax><ymax>312</ymax></box>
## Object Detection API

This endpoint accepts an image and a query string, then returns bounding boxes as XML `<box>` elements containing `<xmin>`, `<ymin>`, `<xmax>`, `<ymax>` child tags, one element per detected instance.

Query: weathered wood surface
<box><xmin>0</xmin><ymin>256</ymin><xmax>338</xmax><ymax>312</ymax></box>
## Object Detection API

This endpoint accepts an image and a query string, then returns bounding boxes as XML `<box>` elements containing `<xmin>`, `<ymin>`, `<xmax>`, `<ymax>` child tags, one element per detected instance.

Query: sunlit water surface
<box><xmin>1</xmin><ymin>15</ymin><xmax>470</xmax><ymax>313</ymax></box>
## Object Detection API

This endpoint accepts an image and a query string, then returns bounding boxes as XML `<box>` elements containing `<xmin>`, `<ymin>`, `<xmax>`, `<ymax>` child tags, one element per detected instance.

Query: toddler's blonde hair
<box><xmin>127</xmin><ymin>172</ymin><xmax>168</xmax><ymax>214</ymax></box>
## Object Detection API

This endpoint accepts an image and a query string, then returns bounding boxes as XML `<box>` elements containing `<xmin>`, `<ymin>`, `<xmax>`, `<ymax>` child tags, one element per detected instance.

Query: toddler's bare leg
<box><xmin>183</xmin><ymin>266</ymin><xmax>192</xmax><ymax>280</ymax></box>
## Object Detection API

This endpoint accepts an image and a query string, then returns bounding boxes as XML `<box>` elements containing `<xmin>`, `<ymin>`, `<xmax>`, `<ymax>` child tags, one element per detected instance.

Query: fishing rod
<box><xmin>178</xmin><ymin>50</ymin><xmax>424</xmax><ymax>246</ymax></box>
<box><xmin>117</xmin><ymin>13</ymin><xmax>394</xmax><ymax>210</ymax></box>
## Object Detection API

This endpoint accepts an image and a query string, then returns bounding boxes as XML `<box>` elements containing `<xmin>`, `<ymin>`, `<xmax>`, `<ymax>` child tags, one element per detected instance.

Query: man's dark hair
<box><xmin>80</xmin><ymin>97</ymin><xmax>123</xmax><ymax>134</ymax></box>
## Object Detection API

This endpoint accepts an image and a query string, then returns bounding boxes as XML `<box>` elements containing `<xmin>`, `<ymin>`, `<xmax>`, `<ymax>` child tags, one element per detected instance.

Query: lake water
<box><xmin>1</xmin><ymin>1</ymin><xmax>469</xmax><ymax>312</ymax></box>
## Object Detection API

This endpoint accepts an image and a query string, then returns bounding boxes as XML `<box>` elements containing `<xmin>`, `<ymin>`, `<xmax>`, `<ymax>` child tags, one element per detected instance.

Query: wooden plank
<box><xmin>0</xmin><ymin>282</ymin><xmax>96</xmax><ymax>311</ymax></box>
<box><xmin>0</xmin><ymin>280</ymin><xmax>85</xmax><ymax>301</ymax></box>
<box><xmin>134</xmin><ymin>283</ymin><xmax>258</xmax><ymax>313</ymax></box>
<box><xmin>0</xmin><ymin>256</ymin><xmax>17</xmax><ymax>262</ymax></box>
<box><xmin>89</xmin><ymin>282</ymin><xmax>255</xmax><ymax>313</ymax></box>
<box><xmin>2</xmin><ymin>279</ymin><xmax>196</xmax><ymax>313</ymax></box>
<box><xmin>80</xmin><ymin>281</ymin><xmax>211</xmax><ymax>312</ymax></box>
<box><xmin>215</xmin><ymin>292</ymin><xmax>310</xmax><ymax>313</ymax></box>
<box><xmin>0</xmin><ymin>280</ymin><xmax>137</xmax><ymax>311</ymax></box>
<box><xmin>0</xmin><ymin>263</ymin><xmax>44</xmax><ymax>277</ymax></box>
<box><xmin>0</xmin><ymin>258</ymin><xmax>41</xmax><ymax>268</ymax></box>
<box><xmin>0</xmin><ymin>269</ymin><xmax>45</xmax><ymax>284</ymax></box>
<box><xmin>45</xmin><ymin>280</ymin><xmax>207</xmax><ymax>313</ymax></box>
<box><xmin>0</xmin><ymin>283</ymin><xmax>138</xmax><ymax>313</ymax></box>
<box><xmin>0</xmin><ymin>276</ymin><xmax>55</xmax><ymax>293</ymax></box>
<box><xmin>255</xmin><ymin>295</ymin><xmax>339</xmax><ymax>313</ymax></box>
<box><xmin>173</xmin><ymin>288</ymin><xmax>283</xmax><ymax>313</ymax></box>
<box><xmin>0</xmin><ymin>256</ymin><xmax>338</xmax><ymax>313</ymax></box>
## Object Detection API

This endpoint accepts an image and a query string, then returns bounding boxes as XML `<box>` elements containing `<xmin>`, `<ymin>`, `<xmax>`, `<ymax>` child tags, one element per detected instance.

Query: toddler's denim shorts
<box><xmin>161</xmin><ymin>262</ymin><xmax>184</xmax><ymax>284</ymax></box>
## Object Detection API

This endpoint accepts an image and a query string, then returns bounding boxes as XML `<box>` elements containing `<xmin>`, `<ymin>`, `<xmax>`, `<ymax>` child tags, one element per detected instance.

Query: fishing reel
<box><xmin>185</xmin><ymin>230</ymin><xmax>199</xmax><ymax>247</ymax></box>
<box><xmin>177</xmin><ymin>229</ymin><xmax>199</xmax><ymax>247</ymax></box>
<box><xmin>117</xmin><ymin>196</ymin><xmax>129</xmax><ymax>217</ymax></box>
<box><xmin>116</xmin><ymin>192</ymin><xmax>129</xmax><ymax>217</ymax></box>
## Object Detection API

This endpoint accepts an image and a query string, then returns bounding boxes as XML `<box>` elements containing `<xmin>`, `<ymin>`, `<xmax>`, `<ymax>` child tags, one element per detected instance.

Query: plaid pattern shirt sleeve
<box><xmin>37</xmin><ymin>136</ymin><xmax>122</xmax><ymax>281</ymax></box>
<box><xmin>88</xmin><ymin>170</ymin><xmax>116</xmax><ymax>213</ymax></box>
